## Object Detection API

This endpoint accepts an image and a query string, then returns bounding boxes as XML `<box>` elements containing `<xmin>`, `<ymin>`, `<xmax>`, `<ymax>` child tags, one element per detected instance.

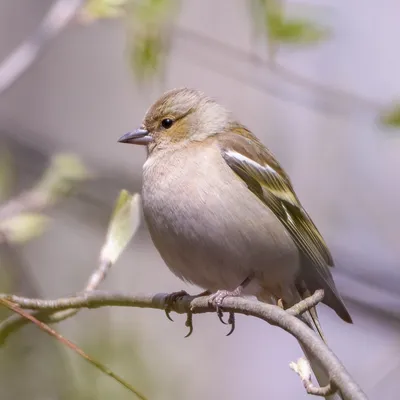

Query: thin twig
<box><xmin>290</xmin><ymin>357</ymin><xmax>338</xmax><ymax>397</ymax></box>
<box><xmin>287</xmin><ymin>289</ymin><xmax>325</xmax><ymax>316</ymax></box>
<box><xmin>0</xmin><ymin>191</ymin><xmax>49</xmax><ymax>222</ymax></box>
<box><xmin>0</xmin><ymin>290</ymin><xmax>367</xmax><ymax>400</ymax></box>
<box><xmin>0</xmin><ymin>0</ymin><xmax>84</xmax><ymax>95</ymax></box>
<box><xmin>0</xmin><ymin>298</ymin><xmax>147</xmax><ymax>400</ymax></box>
<box><xmin>178</xmin><ymin>27</ymin><xmax>383</xmax><ymax>110</ymax></box>
<box><xmin>45</xmin><ymin>259</ymin><xmax>113</xmax><ymax>322</ymax></box>
<box><xmin>0</xmin><ymin>259</ymin><xmax>113</xmax><ymax>334</ymax></box>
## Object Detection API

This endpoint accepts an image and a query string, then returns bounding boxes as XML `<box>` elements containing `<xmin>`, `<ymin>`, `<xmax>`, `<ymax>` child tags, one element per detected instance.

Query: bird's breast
<box><xmin>142</xmin><ymin>144</ymin><xmax>300</xmax><ymax>294</ymax></box>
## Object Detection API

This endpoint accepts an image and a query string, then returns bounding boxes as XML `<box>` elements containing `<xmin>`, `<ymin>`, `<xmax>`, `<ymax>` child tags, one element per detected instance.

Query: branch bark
<box><xmin>0</xmin><ymin>290</ymin><xmax>367</xmax><ymax>400</ymax></box>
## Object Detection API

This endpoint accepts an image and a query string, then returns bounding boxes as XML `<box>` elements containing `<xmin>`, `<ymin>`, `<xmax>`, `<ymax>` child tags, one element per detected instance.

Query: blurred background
<box><xmin>0</xmin><ymin>0</ymin><xmax>399</xmax><ymax>399</ymax></box>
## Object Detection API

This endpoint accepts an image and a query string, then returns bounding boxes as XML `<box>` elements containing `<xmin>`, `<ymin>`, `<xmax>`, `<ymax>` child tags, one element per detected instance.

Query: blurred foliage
<box><xmin>251</xmin><ymin>0</ymin><xmax>329</xmax><ymax>46</ymax></box>
<box><xmin>0</xmin><ymin>213</ymin><xmax>49</xmax><ymax>244</ymax></box>
<box><xmin>126</xmin><ymin>0</ymin><xmax>180</xmax><ymax>81</ymax></box>
<box><xmin>81</xmin><ymin>0</ymin><xmax>128</xmax><ymax>21</ymax></box>
<box><xmin>101</xmin><ymin>190</ymin><xmax>141</xmax><ymax>264</ymax></box>
<box><xmin>81</xmin><ymin>0</ymin><xmax>329</xmax><ymax>82</ymax></box>
<box><xmin>81</xmin><ymin>0</ymin><xmax>180</xmax><ymax>81</ymax></box>
<box><xmin>79</xmin><ymin>0</ymin><xmax>400</xmax><ymax>132</ymax></box>
<box><xmin>36</xmin><ymin>153</ymin><xmax>90</xmax><ymax>202</ymax></box>
<box><xmin>0</xmin><ymin>153</ymin><xmax>89</xmax><ymax>245</ymax></box>
<box><xmin>66</xmin><ymin>330</ymin><xmax>182</xmax><ymax>400</ymax></box>
<box><xmin>380</xmin><ymin>103</ymin><xmax>400</xmax><ymax>128</ymax></box>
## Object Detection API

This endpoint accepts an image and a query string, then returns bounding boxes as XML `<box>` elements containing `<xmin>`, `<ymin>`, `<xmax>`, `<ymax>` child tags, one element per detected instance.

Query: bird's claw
<box><xmin>217</xmin><ymin>307</ymin><xmax>228</xmax><ymax>324</ymax></box>
<box><xmin>208</xmin><ymin>290</ymin><xmax>237</xmax><ymax>336</ymax></box>
<box><xmin>226</xmin><ymin>312</ymin><xmax>235</xmax><ymax>336</ymax></box>
<box><xmin>164</xmin><ymin>290</ymin><xmax>189</xmax><ymax>322</ymax></box>
<box><xmin>184</xmin><ymin>312</ymin><xmax>193</xmax><ymax>338</ymax></box>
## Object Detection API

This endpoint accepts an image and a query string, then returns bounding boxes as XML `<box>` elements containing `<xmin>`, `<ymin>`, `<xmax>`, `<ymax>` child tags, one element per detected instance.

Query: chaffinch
<box><xmin>118</xmin><ymin>88</ymin><xmax>352</xmax><ymax>398</ymax></box>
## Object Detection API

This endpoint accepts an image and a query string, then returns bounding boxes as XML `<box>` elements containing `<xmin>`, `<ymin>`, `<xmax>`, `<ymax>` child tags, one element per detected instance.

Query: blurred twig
<box><xmin>0</xmin><ymin>297</ymin><xmax>148</xmax><ymax>400</ymax></box>
<box><xmin>0</xmin><ymin>153</ymin><xmax>88</xmax><ymax>221</ymax></box>
<box><xmin>0</xmin><ymin>290</ymin><xmax>367</xmax><ymax>400</ymax></box>
<box><xmin>175</xmin><ymin>27</ymin><xmax>383</xmax><ymax>115</ymax></box>
<box><xmin>0</xmin><ymin>190</ymin><xmax>141</xmax><ymax>331</ymax></box>
<box><xmin>0</xmin><ymin>0</ymin><xmax>85</xmax><ymax>95</ymax></box>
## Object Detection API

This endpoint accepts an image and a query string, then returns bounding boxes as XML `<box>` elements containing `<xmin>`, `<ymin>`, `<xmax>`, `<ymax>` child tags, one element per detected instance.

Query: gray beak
<box><xmin>118</xmin><ymin>128</ymin><xmax>152</xmax><ymax>145</ymax></box>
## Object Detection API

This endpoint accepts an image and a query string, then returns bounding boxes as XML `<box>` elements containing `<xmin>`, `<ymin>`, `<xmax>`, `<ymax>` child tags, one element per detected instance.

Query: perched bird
<box><xmin>118</xmin><ymin>88</ymin><xmax>352</xmax><ymax>399</ymax></box>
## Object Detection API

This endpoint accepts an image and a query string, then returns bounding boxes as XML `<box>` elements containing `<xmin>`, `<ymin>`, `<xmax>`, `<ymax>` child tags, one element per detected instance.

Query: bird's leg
<box><xmin>208</xmin><ymin>276</ymin><xmax>252</xmax><ymax>336</ymax></box>
<box><xmin>164</xmin><ymin>289</ymin><xmax>210</xmax><ymax>338</ymax></box>
<box><xmin>277</xmin><ymin>298</ymin><xmax>285</xmax><ymax>309</ymax></box>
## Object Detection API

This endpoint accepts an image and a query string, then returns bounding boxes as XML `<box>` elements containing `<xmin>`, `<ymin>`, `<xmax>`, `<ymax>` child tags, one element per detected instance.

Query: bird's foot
<box><xmin>165</xmin><ymin>289</ymin><xmax>210</xmax><ymax>338</ymax></box>
<box><xmin>208</xmin><ymin>288</ymin><xmax>243</xmax><ymax>336</ymax></box>
<box><xmin>164</xmin><ymin>290</ymin><xmax>189</xmax><ymax>322</ymax></box>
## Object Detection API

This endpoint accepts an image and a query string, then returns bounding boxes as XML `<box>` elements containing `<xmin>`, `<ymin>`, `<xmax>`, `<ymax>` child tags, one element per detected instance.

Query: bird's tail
<box><xmin>258</xmin><ymin>289</ymin><xmax>343</xmax><ymax>400</ymax></box>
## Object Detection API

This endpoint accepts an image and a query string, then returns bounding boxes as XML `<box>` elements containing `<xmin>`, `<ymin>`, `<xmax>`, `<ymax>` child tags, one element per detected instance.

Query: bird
<box><xmin>118</xmin><ymin>87</ymin><xmax>352</xmax><ymax>399</ymax></box>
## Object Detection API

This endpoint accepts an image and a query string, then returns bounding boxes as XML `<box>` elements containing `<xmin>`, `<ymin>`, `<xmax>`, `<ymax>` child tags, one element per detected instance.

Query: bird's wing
<box><xmin>217</xmin><ymin>127</ymin><xmax>334</xmax><ymax>283</ymax></box>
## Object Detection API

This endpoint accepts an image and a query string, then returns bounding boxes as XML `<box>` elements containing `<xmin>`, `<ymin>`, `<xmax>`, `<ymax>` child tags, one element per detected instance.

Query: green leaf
<box><xmin>0</xmin><ymin>213</ymin><xmax>49</xmax><ymax>243</ymax></box>
<box><xmin>251</xmin><ymin>0</ymin><xmax>329</xmax><ymax>45</ymax></box>
<box><xmin>100</xmin><ymin>190</ymin><xmax>141</xmax><ymax>264</ymax></box>
<box><xmin>130</xmin><ymin>34</ymin><xmax>165</xmax><ymax>80</ymax></box>
<box><xmin>126</xmin><ymin>0</ymin><xmax>180</xmax><ymax>81</ymax></box>
<box><xmin>80</xmin><ymin>0</ymin><xmax>128</xmax><ymax>22</ymax></box>
<box><xmin>381</xmin><ymin>104</ymin><xmax>400</xmax><ymax>128</ymax></box>
<box><xmin>267</xmin><ymin>12</ymin><xmax>329</xmax><ymax>44</ymax></box>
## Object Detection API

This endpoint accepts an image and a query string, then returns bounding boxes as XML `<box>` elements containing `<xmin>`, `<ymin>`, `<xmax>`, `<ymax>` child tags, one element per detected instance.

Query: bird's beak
<box><xmin>118</xmin><ymin>128</ymin><xmax>153</xmax><ymax>145</ymax></box>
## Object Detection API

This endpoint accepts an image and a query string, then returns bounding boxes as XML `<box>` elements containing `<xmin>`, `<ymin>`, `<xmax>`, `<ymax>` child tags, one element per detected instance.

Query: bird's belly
<box><xmin>142</xmin><ymin>148</ymin><xmax>300</xmax><ymax>295</ymax></box>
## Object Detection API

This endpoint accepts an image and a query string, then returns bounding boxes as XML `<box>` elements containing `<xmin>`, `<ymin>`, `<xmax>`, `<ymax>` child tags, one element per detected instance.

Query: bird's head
<box><xmin>118</xmin><ymin>88</ymin><xmax>232</xmax><ymax>153</ymax></box>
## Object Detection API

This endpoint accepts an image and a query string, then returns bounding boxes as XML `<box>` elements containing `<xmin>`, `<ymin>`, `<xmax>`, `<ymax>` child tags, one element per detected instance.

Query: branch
<box><xmin>0</xmin><ymin>190</ymin><xmax>140</xmax><ymax>334</ymax></box>
<box><xmin>287</xmin><ymin>289</ymin><xmax>324</xmax><ymax>315</ymax></box>
<box><xmin>177</xmin><ymin>27</ymin><xmax>383</xmax><ymax>116</ymax></box>
<box><xmin>0</xmin><ymin>297</ymin><xmax>147</xmax><ymax>400</ymax></box>
<box><xmin>290</xmin><ymin>357</ymin><xmax>337</xmax><ymax>397</ymax></box>
<box><xmin>0</xmin><ymin>0</ymin><xmax>84</xmax><ymax>95</ymax></box>
<box><xmin>0</xmin><ymin>290</ymin><xmax>367</xmax><ymax>400</ymax></box>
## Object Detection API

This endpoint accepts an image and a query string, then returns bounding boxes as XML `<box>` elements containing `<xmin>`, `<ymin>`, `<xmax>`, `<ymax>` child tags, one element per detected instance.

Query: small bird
<box><xmin>118</xmin><ymin>88</ymin><xmax>352</xmax><ymax>398</ymax></box>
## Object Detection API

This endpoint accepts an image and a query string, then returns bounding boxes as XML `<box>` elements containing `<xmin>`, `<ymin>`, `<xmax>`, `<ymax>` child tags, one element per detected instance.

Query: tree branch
<box><xmin>287</xmin><ymin>289</ymin><xmax>324</xmax><ymax>316</ymax></box>
<box><xmin>0</xmin><ymin>290</ymin><xmax>367</xmax><ymax>400</ymax></box>
<box><xmin>0</xmin><ymin>0</ymin><xmax>84</xmax><ymax>95</ymax></box>
<box><xmin>290</xmin><ymin>357</ymin><xmax>338</xmax><ymax>397</ymax></box>
<box><xmin>0</xmin><ymin>297</ymin><xmax>147</xmax><ymax>400</ymax></box>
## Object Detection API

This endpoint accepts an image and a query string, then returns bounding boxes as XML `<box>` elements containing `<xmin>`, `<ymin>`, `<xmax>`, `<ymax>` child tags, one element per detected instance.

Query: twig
<box><xmin>176</xmin><ymin>27</ymin><xmax>384</xmax><ymax>116</ymax></box>
<box><xmin>85</xmin><ymin>259</ymin><xmax>112</xmax><ymax>291</ymax></box>
<box><xmin>287</xmin><ymin>289</ymin><xmax>325</xmax><ymax>316</ymax></box>
<box><xmin>0</xmin><ymin>0</ymin><xmax>84</xmax><ymax>95</ymax></box>
<box><xmin>0</xmin><ymin>191</ymin><xmax>49</xmax><ymax>222</ymax></box>
<box><xmin>290</xmin><ymin>357</ymin><xmax>338</xmax><ymax>397</ymax></box>
<box><xmin>0</xmin><ymin>259</ymin><xmax>113</xmax><ymax>335</ymax></box>
<box><xmin>0</xmin><ymin>290</ymin><xmax>367</xmax><ymax>400</ymax></box>
<box><xmin>0</xmin><ymin>298</ymin><xmax>147</xmax><ymax>400</ymax></box>
<box><xmin>0</xmin><ymin>190</ymin><xmax>138</xmax><ymax>330</ymax></box>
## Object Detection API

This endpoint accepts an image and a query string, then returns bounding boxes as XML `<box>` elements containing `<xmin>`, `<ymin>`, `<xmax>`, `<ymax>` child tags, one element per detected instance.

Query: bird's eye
<box><xmin>161</xmin><ymin>118</ymin><xmax>174</xmax><ymax>129</ymax></box>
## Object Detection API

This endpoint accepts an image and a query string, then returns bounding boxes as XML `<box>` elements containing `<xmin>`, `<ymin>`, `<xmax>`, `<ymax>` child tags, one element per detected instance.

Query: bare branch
<box><xmin>0</xmin><ymin>297</ymin><xmax>148</xmax><ymax>400</ymax></box>
<box><xmin>39</xmin><ymin>259</ymin><xmax>113</xmax><ymax>324</ymax></box>
<box><xmin>0</xmin><ymin>191</ymin><xmax>140</xmax><ymax>329</ymax></box>
<box><xmin>287</xmin><ymin>289</ymin><xmax>325</xmax><ymax>316</ymax></box>
<box><xmin>0</xmin><ymin>290</ymin><xmax>367</xmax><ymax>400</ymax></box>
<box><xmin>0</xmin><ymin>0</ymin><xmax>84</xmax><ymax>95</ymax></box>
<box><xmin>290</xmin><ymin>357</ymin><xmax>337</xmax><ymax>397</ymax></box>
